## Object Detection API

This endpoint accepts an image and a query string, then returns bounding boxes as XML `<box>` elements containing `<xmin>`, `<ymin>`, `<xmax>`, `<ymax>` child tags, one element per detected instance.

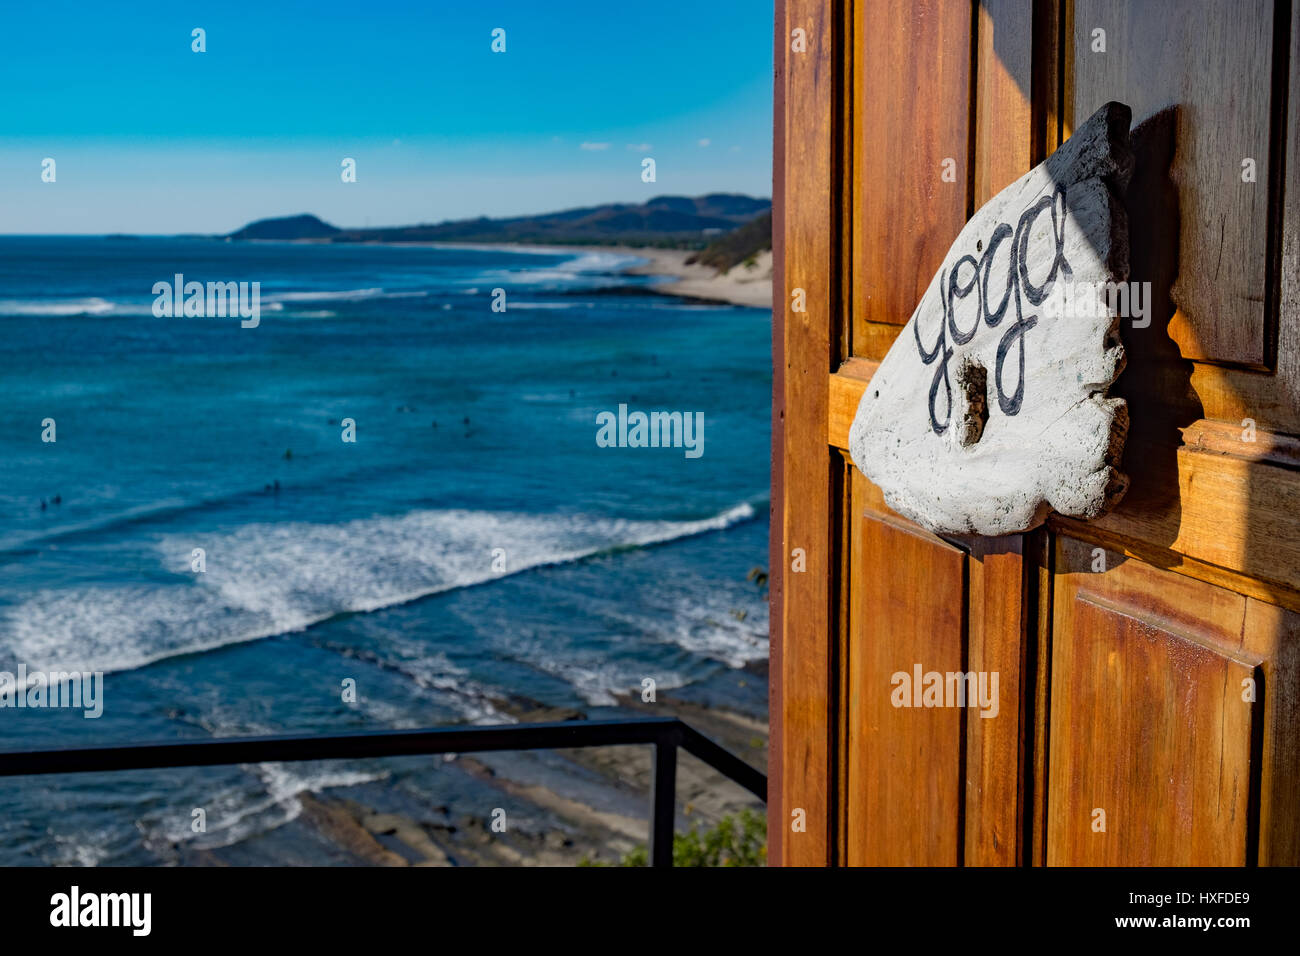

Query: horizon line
<box><xmin>0</xmin><ymin>192</ymin><xmax>774</xmax><ymax>238</ymax></box>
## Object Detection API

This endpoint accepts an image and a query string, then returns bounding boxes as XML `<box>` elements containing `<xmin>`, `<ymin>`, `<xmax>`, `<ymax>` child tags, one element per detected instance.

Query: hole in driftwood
<box><xmin>954</xmin><ymin>358</ymin><xmax>989</xmax><ymax>447</ymax></box>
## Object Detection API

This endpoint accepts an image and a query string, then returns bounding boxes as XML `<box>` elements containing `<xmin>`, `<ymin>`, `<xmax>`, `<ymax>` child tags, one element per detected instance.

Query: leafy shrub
<box><xmin>580</xmin><ymin>809</ymin><xmax>767</xmax><ymax>867</ymax></box>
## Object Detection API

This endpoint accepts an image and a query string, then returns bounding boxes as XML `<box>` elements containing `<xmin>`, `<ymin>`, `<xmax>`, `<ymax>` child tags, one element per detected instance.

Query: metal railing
<box><xmin>0</xmin><ymin>717</ymin><xmax>767</xmax><ymax>867</ymax></box>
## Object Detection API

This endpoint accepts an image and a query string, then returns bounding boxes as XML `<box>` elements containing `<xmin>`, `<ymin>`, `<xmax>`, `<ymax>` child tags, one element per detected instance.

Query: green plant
<box><xmin>579</xmin><ymin>809</ymin><xmax>767</xmax><ymax>867</ymax></box>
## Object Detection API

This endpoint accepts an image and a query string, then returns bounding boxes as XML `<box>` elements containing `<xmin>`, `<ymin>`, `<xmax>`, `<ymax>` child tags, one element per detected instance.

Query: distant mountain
<box><xmin>229</xmin><ymin>214</ymin><xmax>340</xmax><ymax>241</ymax></box>
<box><xmin>224</xmin><ymin>195</ymin><xmax>771</xmax><ymax>248</ymax></box>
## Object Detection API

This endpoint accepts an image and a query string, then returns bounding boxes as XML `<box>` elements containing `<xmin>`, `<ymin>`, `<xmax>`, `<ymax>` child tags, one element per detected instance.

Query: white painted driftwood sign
<box><xmin>848</xmin><ymin>101</ymin><xmax>1134</xmax><ymax>535</ymax></box>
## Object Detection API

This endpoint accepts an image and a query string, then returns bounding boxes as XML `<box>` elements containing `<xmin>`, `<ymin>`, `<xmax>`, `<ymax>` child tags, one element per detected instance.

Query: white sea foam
<box><xmin>529</xmin><ymin>656</ymin><xmax>691</xmax><ymax>707</ymax></box>
<box><xmin>1</xmin><ymin>503</ymin><xmax>757</xmax><ymax>679</ymax></box>
<box><xmin>261</xmin><ymin>287</ymin><xmax>382</xmax><ymax>302</ymax></box>
<box><xmin>0</xmin><ymin>297</ymin><xmax>116</xmax><ymax>317</ymax></box>
<box><xmin>141</xmin><ymin>763</ymin><xmax>390</xmax><ymax>853</ymax></box>
<box><xmin>261</xmin><ymin>287</ymin><xmax>431</xmax><ymax>303</ymax></box>
<box><xmin>501</xmin><ymin>301</ymin><xmax>592</xmax><ymax>310</ymax></box>
<box><xmin>479</xmin><ymin>251</ymin><xmax>641</xmax><ymax>286</ymax></box>
<box><xmin>0</xmin><ymin>288</ymin><xmax>429</xmax><ymax>320</ymax></box>
<box><xmin>49</xmin><ymin>828</ymin><xmax>116</xmax><ymax>867</ymax></box>
<box><xmin>553</xmin><ymin>251</ymin><xmax>641</xmax><ymax>273</ymax></box>
<box><xmin>425</xmin><ymin>244</ymin><xmax>641</xmax><ymax>273</ymax></box>
<box><xmin>663</xmin><ymin>593</ymin><xmax>769</xmax><ymax>668</ymax></box>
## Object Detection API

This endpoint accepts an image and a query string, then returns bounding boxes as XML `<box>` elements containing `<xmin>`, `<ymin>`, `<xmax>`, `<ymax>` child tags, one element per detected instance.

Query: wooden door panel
<box><xmin>847</xmin><ymin>489</ymin><xmax>966</xmax><ymax>865</ymax></box>
<box><xmin>853</xmin><ymin>0</ymin><xmax>972</xmax><ymax>356</ymax></box>
<box><xmin>1072</xmin><ymin>0</ymin><xmax>1280</xmax><ymax>368</ymax></box>
<box><xmin>1047</xmin><ymin>537</ymin><xmax>1258</xmax><ymax>865</ymax></box>
<box><xmin>1188</xmin><ymin>2</ymin><xmax>1300</xmax><ymax>436</ymax></box>
<box><xmin>1047</xmin><ymin>596</ymin><xmax>1257</xmax><ymax>864</ymax></box>
<box><xmin>777</xmin><ymin>0</ymin><xmax>1300</xmax><ymax>867</ymax></box>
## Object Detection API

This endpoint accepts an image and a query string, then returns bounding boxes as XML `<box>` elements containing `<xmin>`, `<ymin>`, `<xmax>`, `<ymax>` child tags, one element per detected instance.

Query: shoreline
<box><xmin>401</xmin><ymin>240</ymin><xmax>774</xmax><ymax>309</ymax></box>
<box><xmin>613</xmin><ymin>246</ymin><xmax>773</xmax><ymax>309</ymax></box>
<box><xmin>230</xmin><ymin>237</ymin><xmax>774</xmax><ymax>310</ymax></box>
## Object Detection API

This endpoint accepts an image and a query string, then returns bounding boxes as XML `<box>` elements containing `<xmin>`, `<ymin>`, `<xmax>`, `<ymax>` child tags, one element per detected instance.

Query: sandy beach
<box><xmin>617</xmin><ymin>247</ymin><xmax>773</xmax><ymax>309</ymax></box>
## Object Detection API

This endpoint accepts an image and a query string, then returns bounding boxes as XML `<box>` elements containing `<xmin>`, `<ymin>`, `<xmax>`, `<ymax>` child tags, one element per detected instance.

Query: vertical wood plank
<box><xmin>773</xmin><ymin>0</ymin><xmax>838</xmax><ymax>866</ymax></box>
<box><xmin>974</xmin><ymin>0</ymin><xmax>1036</xmax><ymax>205</ymax></box>
<box><xmin>852</xmin><ymin>0</ymin><xmax>973</xmax><ymax>337</ymax></box>
<box><xmin>769</xmin><ymin>0</ymin><xmax>788</xmax><ymax>871</ymax></box>
<box><xmin>963</xmin><ymin>536</ymin><xmax>1029</xmax><ymax>866</ymax></box>
<box><xmin>1028</xmin><ymin>528</ymin><xmax>1054</xmax><ymax>866</ymax></box>
<box><xmin>847</xmin><ymin>502</ymin><xmax>967</xmax><ymax>865</ymax></box>
<box><xmin>960</xmin><ymin>0</ymin><xmax>1040</xmax><ymax>867</ymax></box>
<box><xmin>833</xmin><ymin>451</ymin><xmax>854</xmax><ymax>865</ymax></box>
<box><xmin>1244</xmin><ymin>599</ymin><xmax>1300</xmax><ymax>865</ymax></box>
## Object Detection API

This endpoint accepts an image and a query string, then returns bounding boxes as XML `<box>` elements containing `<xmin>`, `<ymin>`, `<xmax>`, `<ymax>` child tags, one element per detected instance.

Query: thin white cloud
<box><xmin>580</xmin><ymin>142</ymin><xmax>611</xmax><ymax>151</ymax></box>
<box><xmin>626</xmin><ymin>143</ymin><xmax>653</xmax><ymax>152</ymax></box>
<box><xmin>697</xmin><ymin>138</ymin><xmax>712</xmax><ymax>148</ymax></box>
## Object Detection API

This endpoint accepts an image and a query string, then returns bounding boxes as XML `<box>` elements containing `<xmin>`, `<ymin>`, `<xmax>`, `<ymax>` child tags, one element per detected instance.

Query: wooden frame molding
<box><xmin>770</xmin><ymin>0</ymin><xmax>841</xmax><ymax>866</ymax></box>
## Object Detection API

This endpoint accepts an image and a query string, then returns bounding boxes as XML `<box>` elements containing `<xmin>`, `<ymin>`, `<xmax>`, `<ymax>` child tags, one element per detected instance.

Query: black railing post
<box><xmin>648</xmin><ymin>732</ymin><xmax>678</xmax><ymax>867</ymax></box>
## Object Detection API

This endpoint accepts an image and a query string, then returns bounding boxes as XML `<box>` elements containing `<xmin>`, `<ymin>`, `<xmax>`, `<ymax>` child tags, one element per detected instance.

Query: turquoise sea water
<box><xmin>0</xmin><ymin>237</ymin><xmax>770</xmax><ymax>864</ymax></box>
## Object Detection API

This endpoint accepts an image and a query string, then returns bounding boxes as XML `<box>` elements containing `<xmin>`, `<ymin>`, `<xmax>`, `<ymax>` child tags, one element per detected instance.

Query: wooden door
<box><xmin>771</xmin><ymin>0</ymin><xmax>1300</xmax><ymax>866</ymax></box>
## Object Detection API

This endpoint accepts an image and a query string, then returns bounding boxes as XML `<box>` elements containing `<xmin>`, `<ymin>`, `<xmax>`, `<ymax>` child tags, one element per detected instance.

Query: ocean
<box><xmin>0</xmin><ymin>237</ymin><xmax>770</xmax><ymax>864</ymax></box>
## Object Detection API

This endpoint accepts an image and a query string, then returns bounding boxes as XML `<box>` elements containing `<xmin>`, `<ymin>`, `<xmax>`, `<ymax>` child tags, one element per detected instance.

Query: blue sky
<box><xmin>0</xmin><ymin>0</ymin><xmax>773</xmax><ymax>234</ymax></box>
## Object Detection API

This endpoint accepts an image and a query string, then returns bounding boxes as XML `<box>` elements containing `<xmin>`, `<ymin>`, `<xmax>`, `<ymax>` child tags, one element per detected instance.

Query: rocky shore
<box><xmin>176</xmin><ymin>664</ymin><xmax>768</xmax><ymax>867</ymax></box>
